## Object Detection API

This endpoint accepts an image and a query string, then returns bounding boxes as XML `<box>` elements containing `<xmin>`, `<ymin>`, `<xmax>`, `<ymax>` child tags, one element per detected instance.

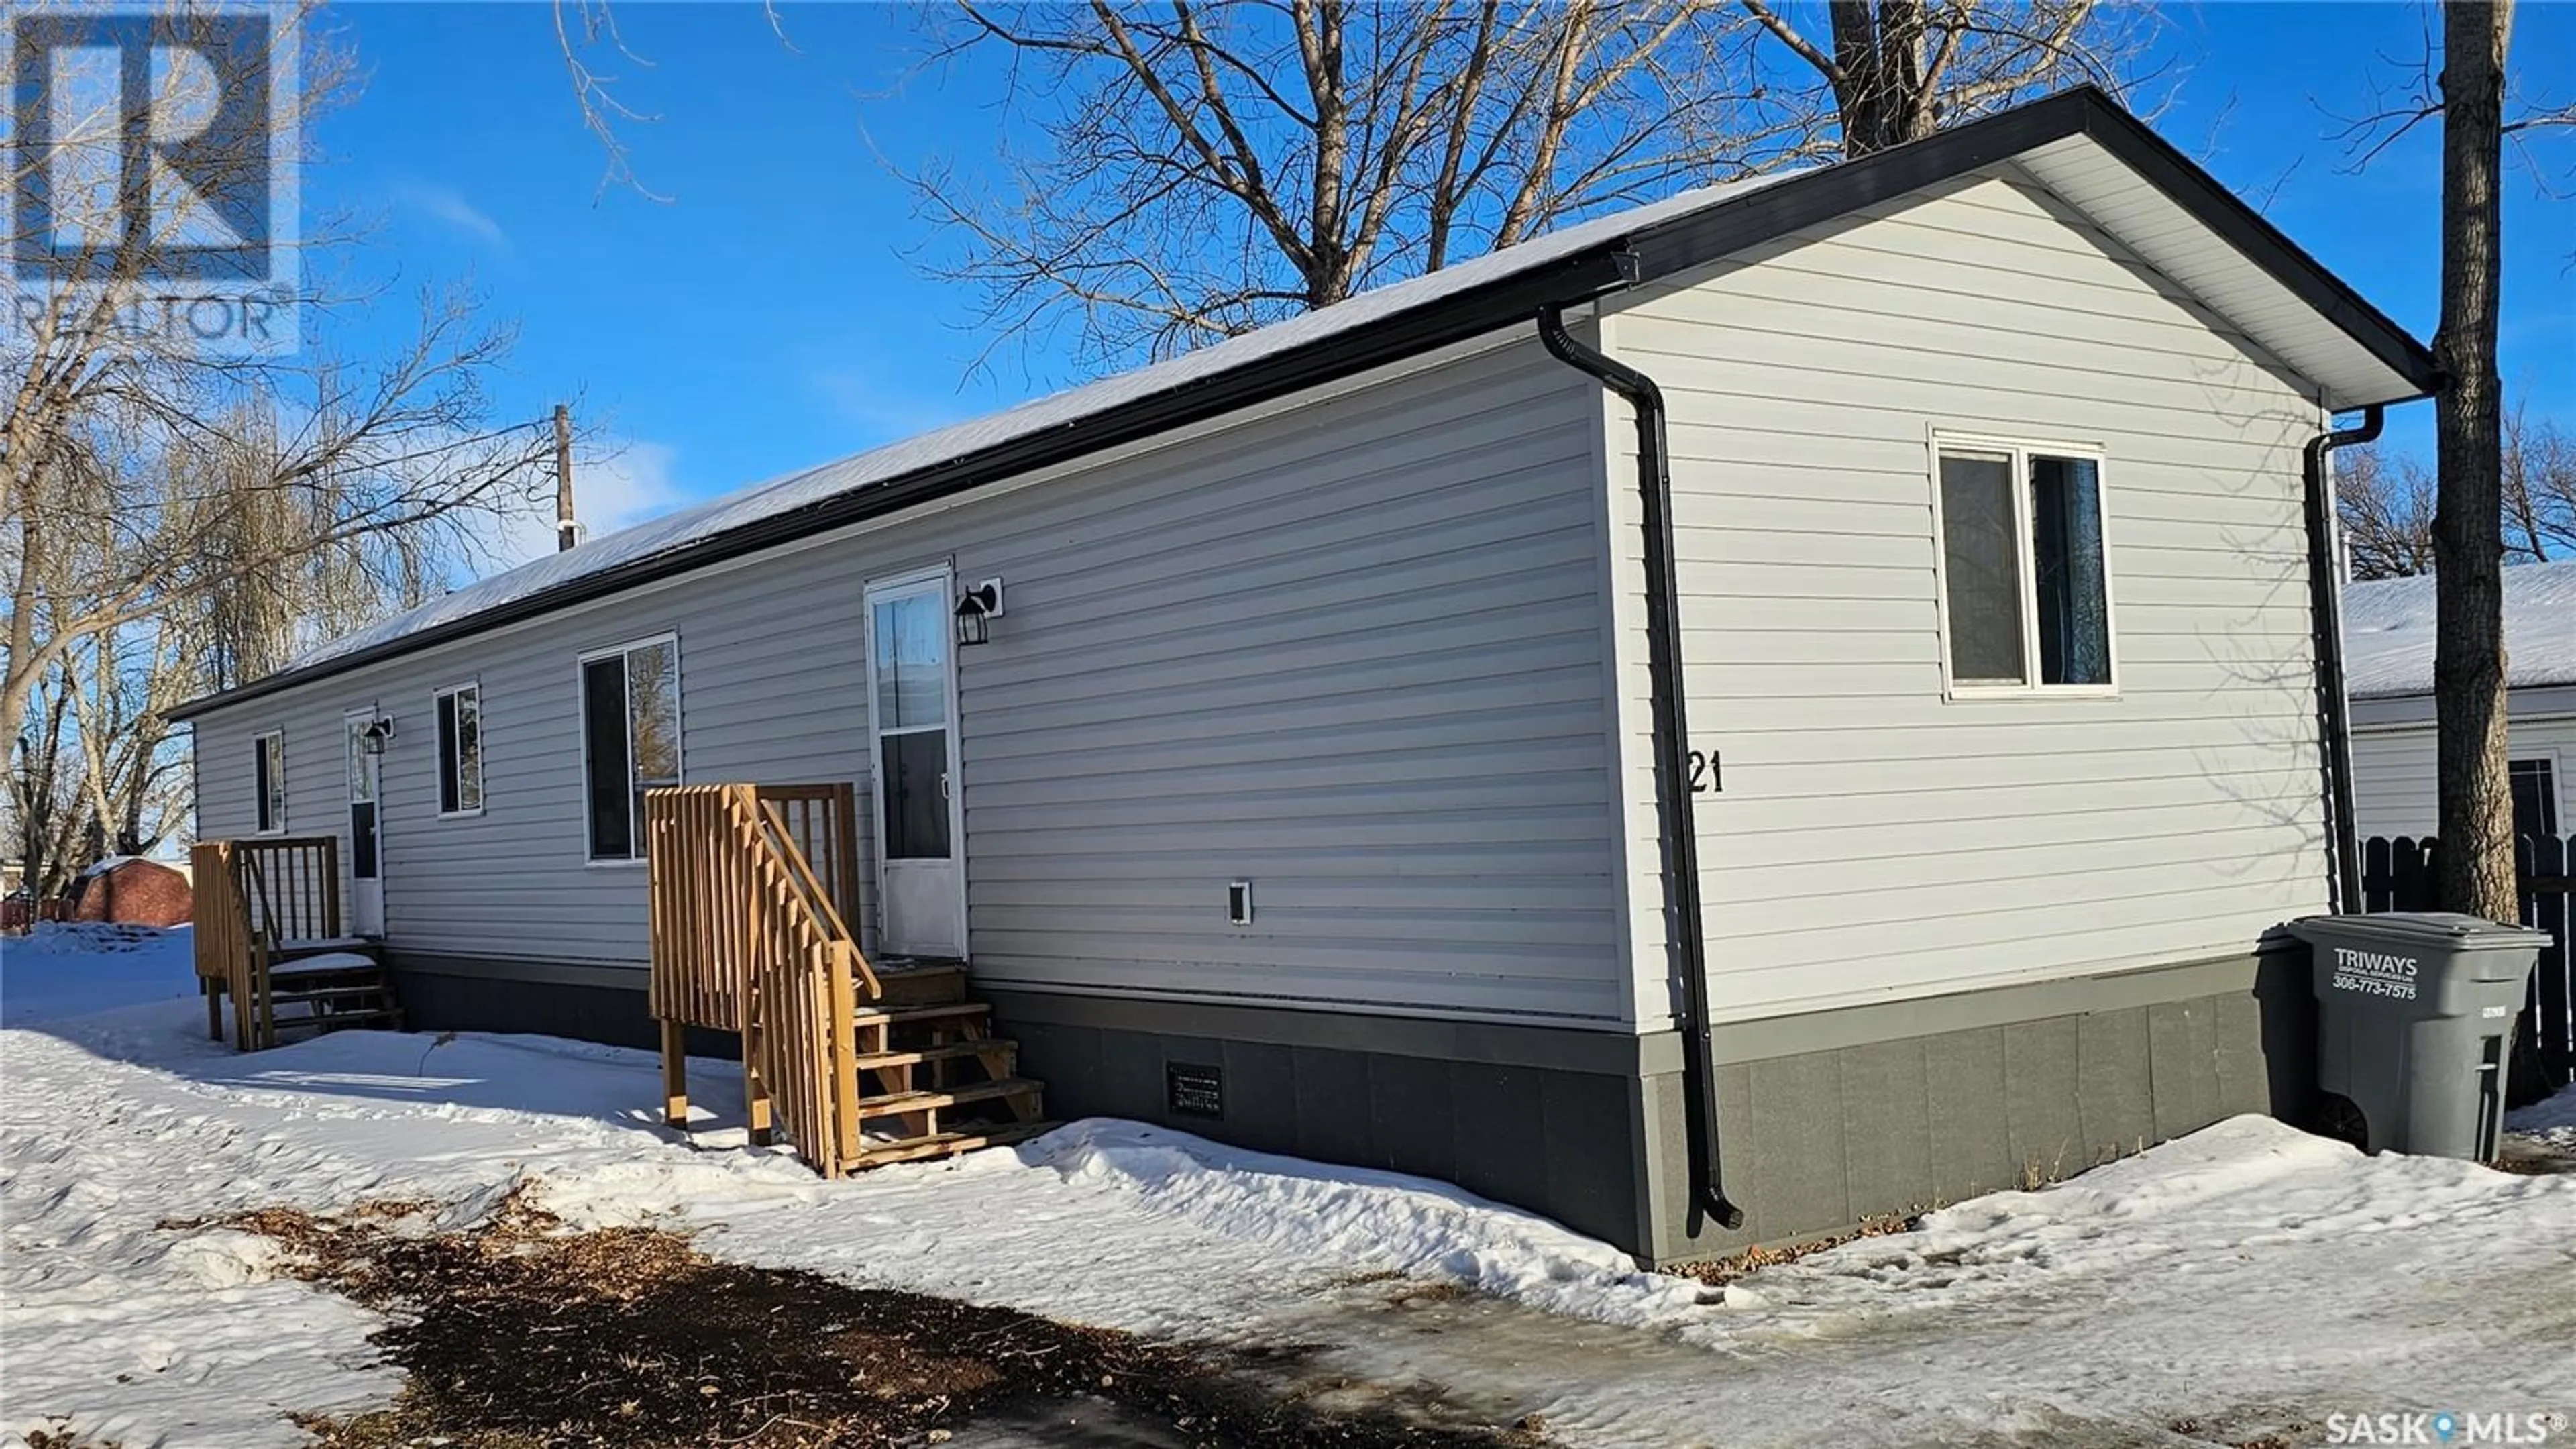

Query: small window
<box><xmin>580</xmin><ymin>637</ymin><xmax>680</xmax><ymax>861</ymax></box>
<box><xmin>1935</xmin><ymin>439</ymin><xmax>2114</xmax><ymax>692</ymax></box>
<box><xmin>253</xmin><ymin>731</ymin><xmax>286</xmax><ymax>833</ymax></box>
<box><xmin>2510</xmin><ymin>758</ymin><xmax>2561</xmax><ymax>841</ymax></box>
<box><xmin>435</xmin><ymin>683</ymin><xmax>484</xmax><ymax>816</ymax></box>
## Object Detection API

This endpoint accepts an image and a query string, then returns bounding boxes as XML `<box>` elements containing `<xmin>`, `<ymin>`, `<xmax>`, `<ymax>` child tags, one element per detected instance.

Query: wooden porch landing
<box><xmin>191</xmin><ymin>837</ymin><xmax>405</xmax><ymax>1051</ymax></box>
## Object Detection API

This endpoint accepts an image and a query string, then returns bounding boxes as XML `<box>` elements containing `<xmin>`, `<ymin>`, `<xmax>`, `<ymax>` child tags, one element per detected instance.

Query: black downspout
<box><xmin>2303</xmin><ymin>405</ymin><xmax>2385</xmax><ymax>916</ymax></box>
<box><xmin>1536</xmin><ymin>302</ymin><xmax>1745</xmax><ymax>1235</ymax></box>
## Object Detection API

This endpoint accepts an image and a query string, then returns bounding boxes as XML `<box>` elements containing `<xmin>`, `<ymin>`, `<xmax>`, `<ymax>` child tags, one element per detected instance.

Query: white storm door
<box><xmin>343</xmin><ymin>713</ymin><xmax>385</xmax><ymax>937</ymax></box>
<box><xmin>865</xmin><ymin>572</ymin><xmax>965</xmax><ymax>958</ymax></box>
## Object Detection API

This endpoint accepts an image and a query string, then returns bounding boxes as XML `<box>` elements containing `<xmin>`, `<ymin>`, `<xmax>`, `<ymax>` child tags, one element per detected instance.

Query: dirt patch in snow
<box><xmin>166</xmin><ymin>1191</ymin><xmax>1545</xmax><ymax>1449</ymax></box>
<box><xmin>1669</xmin><ymin>1212</ymin><xmax>1918</xmax><ymax>1287</ymax></box>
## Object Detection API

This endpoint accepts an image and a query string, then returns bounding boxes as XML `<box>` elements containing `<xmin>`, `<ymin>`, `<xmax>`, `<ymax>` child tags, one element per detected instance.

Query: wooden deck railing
<box><xmin>646</xmin><ymin>782</ymin><xmax>879</xmax><ymax>1177</ymax></box>
<box><xmin>191</xmin><ymin>836</ymin><xmax>345</xmax><ymax>1050</ymax></box>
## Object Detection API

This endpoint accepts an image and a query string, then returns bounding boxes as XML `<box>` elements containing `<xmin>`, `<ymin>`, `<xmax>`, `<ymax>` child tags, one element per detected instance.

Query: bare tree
<box><xmin>5</xmin><ymin>676</ymin><xmax>87</xmax><ymax>902</ymax></box>
<box><xmin>2334</xmin><ymin>0</ymin><xmax>2575</xmax><ymax>920</ymax></box>
<box><xmin>889</xmin><ymin>0</ymin><xmax>2159</xmax><ymax>370</ymax></box>
<box><xmin>2430</xmin><ymin>0</ymin><xmax>2517</xmax><ymax>922</ymax></box>
<box><xmin>2</xmin><ymin>6</ymin><xmax>564</xmax><ymax>770</ymax></box>
<box><xmin>2340</xmin><ymin>405</ymin><xmax>2576</xmax><ymax>580</ymax></box>
<box><xmin>1735</xmin><ymin>0</ymin><xmax>2159</xmax><ymax>156</ymax></box>
<box><xmin>535</xmin><ymin>2</ymin><xmax>2149</xmax><ymax>368</ymax></box>
<box><xmin>898</xmin><ymin>1</ymin><xmax>1792</xmax><ymax>369</ymax></box>
<box><xmin>2337</xmin><ymin>445</ymin><xmax>2441</xmax><ymax>580</ymax></box>
<box><xmin>2499</xmin><ymin>402</ymin><xmax>2576</xmax><ymax>561</ymax></box>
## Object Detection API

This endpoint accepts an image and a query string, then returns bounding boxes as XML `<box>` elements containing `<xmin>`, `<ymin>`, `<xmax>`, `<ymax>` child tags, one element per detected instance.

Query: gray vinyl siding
<box><xmin>189</xmin><ymin>333</ymin><xmax>1629</xmax><ymax>1024</ymax></box>
<box><xmin>1599</xmin><ymin>165</ymin><xmax>2335</xmax><ymax>1026</ymax></box>
<box><xmin>2351</xmin><ymin>707</ymin><xmax>2576</xmax><ymax>841</ymax></box>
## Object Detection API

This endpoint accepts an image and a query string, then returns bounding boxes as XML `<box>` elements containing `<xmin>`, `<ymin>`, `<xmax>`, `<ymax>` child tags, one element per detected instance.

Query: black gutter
<box><xmin>1535</xmin><ymin>302</ymin><xmax>1745</xmax><ymax>1237</ymax></box>
<box><xmin>2304</xmin><ymin>406</ymin><xmax>2387</xmax><ymax>915</ymax></box>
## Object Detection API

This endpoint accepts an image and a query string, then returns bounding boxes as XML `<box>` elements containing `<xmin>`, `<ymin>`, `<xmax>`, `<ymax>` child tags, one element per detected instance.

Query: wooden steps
<box><xmin>854</xmin><ymin>1040</ymin><xmax>1018</xmax><ymax>1073</ymax></box>
<box><xmin>850</xmin><ymin>1120</ymin><xmax>1055</xmax><ymax>1168</ymax></box>
<box><xmin>262</xmin><ymin>946</ymin><xmax>405</xmax><ymax>1041</ymax></box>
<box><xmin>643</xmin><ymin>786</ymin><xmax>1046</xmax><ymax>1179</ymax></box>
<box><xmin>839</xmin><ymin>959</ymin><xmax>1048</xmax><ymax>1169</ymax></box>
<box><xmin>857</xmin><ymin>1076</ymin><xmax>1047</xmax><ymax>1118</ymax></box>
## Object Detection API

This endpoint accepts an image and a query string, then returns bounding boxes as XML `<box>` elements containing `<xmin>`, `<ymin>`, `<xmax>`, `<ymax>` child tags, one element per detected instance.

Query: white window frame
<box><xmin>2510</xmin><ymin>753</ymin><xmax>2564</xmax><ymax>839</ymax></box>
<box><xmin>433</xmin><ymin>680</ymin><xmax>485</xmax><ymax>820</ymax></box>
<box><xmin>252</xmin><ymin>729</ymin><xmax>287</xmax><ymax>835</ymax></box>
<box><xmin>577</xmin><ymin>632</ymin><xmax>682</xmax><ymax>867</ymax></box>
<box><xmin>1927</xmin><ymin>430</ymin><xmax>2121</xmax><ymax>701</ymax></box>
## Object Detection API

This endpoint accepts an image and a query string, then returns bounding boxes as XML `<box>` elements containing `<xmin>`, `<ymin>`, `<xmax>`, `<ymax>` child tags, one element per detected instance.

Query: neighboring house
<box><xmin>170</xmin><ymin>89</ymin><xmax>2436</xmax><ymax>1266</ymax></box>
<box><xmin>70</xmin><ymin>857</ymin><xmax>195</xmax><ymax>928</ymax></box>
<box><xmin>2345</xmin><ymin>559</ymin><xmax>2576</xmax><ymax>843</ymax></box>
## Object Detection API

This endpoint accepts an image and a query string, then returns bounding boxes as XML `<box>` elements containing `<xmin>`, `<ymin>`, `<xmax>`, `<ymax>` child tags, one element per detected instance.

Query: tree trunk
<box><xmin>2432</xmin><ymin>0</ymin><xmax>2519</xmax><ymax>923</ymax></box>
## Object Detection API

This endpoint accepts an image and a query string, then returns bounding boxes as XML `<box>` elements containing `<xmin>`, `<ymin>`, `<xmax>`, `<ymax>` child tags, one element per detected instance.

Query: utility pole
<box><xmin>553</xmin><ymin>403</ymin><xmax>578</xmax><ymax>553</ymax></box>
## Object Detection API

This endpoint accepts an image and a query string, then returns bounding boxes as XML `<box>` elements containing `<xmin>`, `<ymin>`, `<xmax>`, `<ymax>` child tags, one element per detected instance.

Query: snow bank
<box><xmin>1</xmin><ymin>922</ymin><xmax>199</xmax><ymax>1026</ymax></box>
<box><xmin>2509</xmin><ymin>1083</ymin><xmax>2576</xmax><ymax>1152</ymax></box>
<box><xmin>8</xmin><ymin>927</ymin><xmax>2574</xmax><ymax>1449</ymax></box>
<box><xmin>1024</xmin><ymin>1120</ymin><xmax>1713</xmax><ymax>1322</ymax></box>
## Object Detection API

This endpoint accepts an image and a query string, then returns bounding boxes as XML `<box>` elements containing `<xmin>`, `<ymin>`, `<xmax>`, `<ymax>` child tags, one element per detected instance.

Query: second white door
<box><xmin>865</xmin><ymin>572</ymin><xmax>965</xmax><ymax>958</ymax></box>
<box><xmin>343</xmin><ymin>712</ymin><xmax>385</xmax><ymax>937</ymax></box>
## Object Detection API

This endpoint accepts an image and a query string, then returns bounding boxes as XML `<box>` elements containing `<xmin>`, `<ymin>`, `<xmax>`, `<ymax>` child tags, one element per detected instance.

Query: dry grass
<box><xmin>21</xmin><ymin>1426</ymin><xmax>126</xmax><ymax>1448</ymax></box>
<box><xmin>1670</xmin><ymin>1213</ymin><xmax>1919</xmax><ymax>1287</ymax></box>
<box><xmin>170</xmin><ymin>1191</ymin><xmax>1547</xmax><ymax>1449</ymax></box>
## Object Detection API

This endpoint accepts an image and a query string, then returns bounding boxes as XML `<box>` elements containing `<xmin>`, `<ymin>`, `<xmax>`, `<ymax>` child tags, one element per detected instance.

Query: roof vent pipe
<box><xmin>1535</xmin><ymin>301</ymin><xmax>1744</xmax><ymax>1237</ymax></box>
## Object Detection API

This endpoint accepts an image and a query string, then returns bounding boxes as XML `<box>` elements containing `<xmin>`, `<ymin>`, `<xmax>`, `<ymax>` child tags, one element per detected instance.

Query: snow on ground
<box><xmin>4</xmin><ymin>924</ymin><xmax>2572</xmax><ymax>1448</ymax></box>
<box><xmin>2510</xmin><ymin>1080</ymin><xmax>2576</xmax><ymax>1154</ymax></box>
<box><xmin>0</xmin><ymin>922</ymin><xmax>204</xmax><ymax>1026</ymax></box>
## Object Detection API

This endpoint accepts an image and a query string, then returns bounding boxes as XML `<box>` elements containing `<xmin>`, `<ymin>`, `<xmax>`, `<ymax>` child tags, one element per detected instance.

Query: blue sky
<box><xmin>308</xmin><ymin>3</ymin><xmax>2576</xmax><ymax>557</ymax></box>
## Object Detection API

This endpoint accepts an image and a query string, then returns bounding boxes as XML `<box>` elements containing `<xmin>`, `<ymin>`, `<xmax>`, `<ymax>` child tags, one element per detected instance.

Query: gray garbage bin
<box><xmin>2287</xmin><ymin>912</ymin><xmax>2549</xmax><ymax>1160</ymax></box>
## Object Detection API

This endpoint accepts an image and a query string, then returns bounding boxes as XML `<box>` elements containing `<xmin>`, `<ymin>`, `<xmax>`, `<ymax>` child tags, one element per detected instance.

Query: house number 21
<box><xmin>1686</xmin><ymin>749</ymin><xmax>1721</xmax><ymax>794</ymax></box>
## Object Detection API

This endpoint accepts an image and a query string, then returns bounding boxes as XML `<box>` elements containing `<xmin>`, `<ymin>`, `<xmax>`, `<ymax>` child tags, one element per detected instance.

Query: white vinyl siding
<box><xmin>1599</xmin><ymin>164</ymin><xmax>2334</xmax><ymax>1025</ymax></box>
<box><xmin>2351</xmin><ymin>707</ymin><xmax>2576</xmax><ymax>843</ymax></box>
<box><xmin>185</xmin><ymin>334</ymin><xmax>1626</xmax><ymax>1022</ymax></box>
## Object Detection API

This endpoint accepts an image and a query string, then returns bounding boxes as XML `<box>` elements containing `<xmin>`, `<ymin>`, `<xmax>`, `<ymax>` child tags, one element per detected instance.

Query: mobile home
<box><xmin>174</xmin><ymin>89</ymin><xmax>2436</xmax><ymax>1266</ymax></box>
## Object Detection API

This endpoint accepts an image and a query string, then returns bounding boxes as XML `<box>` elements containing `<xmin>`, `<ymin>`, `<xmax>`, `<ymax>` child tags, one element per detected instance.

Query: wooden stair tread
<box><xmin>268</xmin><ymin>983</ymin><xmax>395</xmax><ymax>1002</ymax></box>
<box><xmin>853</xmin><ymin>1001</ymin><xmax>990</xmax><ymax>1026</ymax></box>
<box><xmin>272</xmin><ymin>1008</ymin><xmax>404</xmax><ymax>1029</ymax></box>
<box><xmin>855</xmin><ymin>1076</ymin><xmax>1043</xmax><ymax>1115</ymax></box>
<box><xmin>269</xmin><ymin>938</ymin><xmax>378</xmax><ymax>962</ymax></box>
<box><xmin>853</xmin><ymin>1040</ymin><xmax>1015</xmax><ymax>1070</ymax></box>
<box><xmin>269</xmin><ymin>961</ymin><xmax>388</xmax><ymax>981</ymax></box>
<box><xmin>852</xmin><ymin>1120</ymin><xmax>1055</xmax><ymax>1167</ymax></box>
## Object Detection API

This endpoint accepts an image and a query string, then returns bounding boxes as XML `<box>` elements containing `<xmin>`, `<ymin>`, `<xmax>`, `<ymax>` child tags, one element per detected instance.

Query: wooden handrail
<box><xmin>647</xmin><ymin>782</ymin><xmax>879</xmax><ymax>1176</ymax></box>
<box><xmin>190</xmin><ymin>835</ymin><xmax>344</xmax><ymax>1050</ymax></box>
<box><xmin>758</xmin><ymin>799</ymin><xmax>880</xmax><ymax>1000</ymax></box>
